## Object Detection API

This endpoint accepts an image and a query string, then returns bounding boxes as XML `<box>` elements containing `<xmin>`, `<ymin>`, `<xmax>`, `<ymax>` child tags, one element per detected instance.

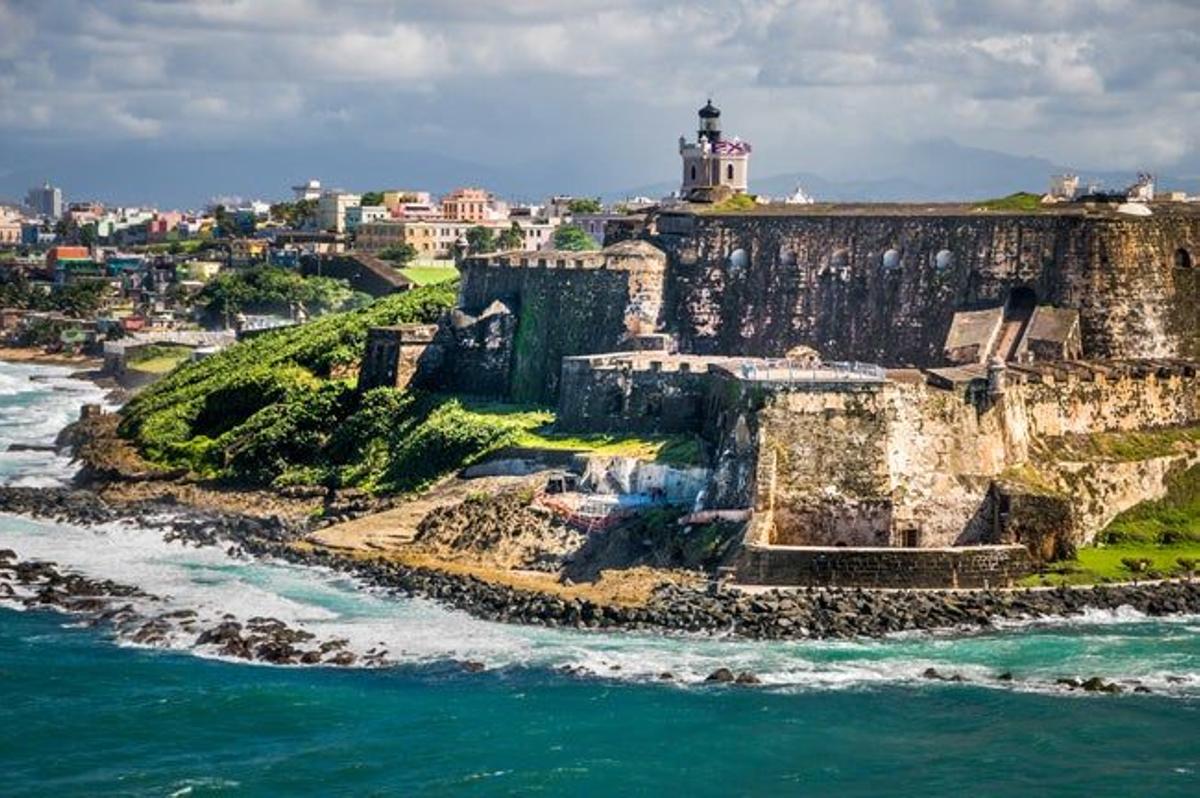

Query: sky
<box><xmin>1</xmin><ymin>0</ymin><xmax>1198</xmax><ymax>207</ymax></box>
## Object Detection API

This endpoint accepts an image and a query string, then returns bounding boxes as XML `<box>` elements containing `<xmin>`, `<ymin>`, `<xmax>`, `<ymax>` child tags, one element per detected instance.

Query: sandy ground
<box><xmin>308</xmin><ymin>474</ymin><xmax>536</xmax><ymax>552</ymax></box>
<box><xmin>304</xmin><ymin>474</ymin><xmax>702</xmax><ymax>606</ymax></box>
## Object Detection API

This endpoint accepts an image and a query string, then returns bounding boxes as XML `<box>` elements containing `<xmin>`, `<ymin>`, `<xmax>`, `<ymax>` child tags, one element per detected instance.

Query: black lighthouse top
<box><xmin>698</xmin><ymin>99</ymin><xmax>722</xmax><ymax>142</ymax></box>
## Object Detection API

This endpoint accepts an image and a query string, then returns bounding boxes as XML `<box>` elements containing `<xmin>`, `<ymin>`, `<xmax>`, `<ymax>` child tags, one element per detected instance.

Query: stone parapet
<box><xmin>734</xmin><ymin>543</ymin><xmax>1033</xmax><ymax>589</ymax></box>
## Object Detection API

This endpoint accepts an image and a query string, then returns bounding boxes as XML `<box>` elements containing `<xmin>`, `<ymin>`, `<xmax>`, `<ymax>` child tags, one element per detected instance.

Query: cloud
<box><xmin>0</xmin><ymin>0</ymin><xmax>1195</xmax><ymax>198</ymax></box>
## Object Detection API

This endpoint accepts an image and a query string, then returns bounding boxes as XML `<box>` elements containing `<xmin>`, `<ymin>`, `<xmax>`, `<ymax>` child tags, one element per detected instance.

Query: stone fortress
<box><xmin>361</xmin><ymin>101</ymin><xmax>1200</xmax><ymax>588</ymax></box>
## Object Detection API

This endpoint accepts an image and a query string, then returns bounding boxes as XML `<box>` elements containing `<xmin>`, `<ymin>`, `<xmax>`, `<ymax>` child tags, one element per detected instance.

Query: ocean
<box><xmin>1</xmin><ymin>360</ymin><xmax>1198</xmax><ymax>796</ymax></box>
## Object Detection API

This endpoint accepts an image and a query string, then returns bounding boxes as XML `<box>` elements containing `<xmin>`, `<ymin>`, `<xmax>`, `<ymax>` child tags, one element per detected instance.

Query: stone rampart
<box><xmin>456</xmin><ymin>241</ymin><xmax>667</xmax><ymax>403</ymax></box>
<box><xmin>646</xmin><ymin>207</ymin><xmax>1200</xmax><ymax>365</ymax></box>
<box><xmin>705</xmin><ymin>360</ymin><xmax>1200</xmax><ymax>552</ymax></box>
<box><xmin>735</xmin><ymin>543</ymin><xmax>1033</xmax><ymax>589</ymax></box>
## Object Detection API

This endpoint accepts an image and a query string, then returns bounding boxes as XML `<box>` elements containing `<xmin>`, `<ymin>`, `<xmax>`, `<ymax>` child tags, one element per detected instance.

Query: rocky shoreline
<box><xmin>4</xmin><ymin>485</ymin><xmax>1200</xmax><ymax>650</ymax></box>
<box><xmin>0</xmin><ymin>548</ymin><xmax>375</xmax><ymax>667</ymax></box>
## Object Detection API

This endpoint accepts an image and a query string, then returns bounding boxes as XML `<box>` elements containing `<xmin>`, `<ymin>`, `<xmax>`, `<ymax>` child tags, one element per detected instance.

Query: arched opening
<box><xmin>1176</xmin><ymin>248</ymin><xmax>1193</xmax><ymax>269</ymax></box>
<box><xmin>726</xmin><ymin>163</ymin><xmax>734</xmax><ymax>180</ymax></box>
<box><xmin>690</xmin><ymin>164</ymin><xmax>696</xmax><ymax>181</ymax></box>
<box><xmin>997</xmin><ymin>286</ymin><xmax>1037</xmax><ymax>361</ymax></box>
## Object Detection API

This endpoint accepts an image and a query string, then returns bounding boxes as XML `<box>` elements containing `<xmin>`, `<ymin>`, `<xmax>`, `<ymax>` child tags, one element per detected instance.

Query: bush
<box><xmin>119</xmin><ymin>283</ymin><xmax>457</xmax><ymax>489</ymax></box>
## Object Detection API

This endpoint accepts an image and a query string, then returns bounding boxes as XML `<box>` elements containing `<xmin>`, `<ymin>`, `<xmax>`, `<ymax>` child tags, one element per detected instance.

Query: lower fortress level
<box><xmin>359</xmin><ymin>203</ymin><xmax>1200</xmax><ymax>588</ymax></box>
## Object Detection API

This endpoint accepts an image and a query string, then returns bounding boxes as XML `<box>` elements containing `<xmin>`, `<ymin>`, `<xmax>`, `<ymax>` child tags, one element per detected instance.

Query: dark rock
<box><xmin>706</xmin><ymin>667</ymin><xmax>736</xmax><ymax>683</ymax></box>
<box><xmin>734</xmin><ymin>671</ymin><xmax>761</xmax><ymax>685</ymax></box>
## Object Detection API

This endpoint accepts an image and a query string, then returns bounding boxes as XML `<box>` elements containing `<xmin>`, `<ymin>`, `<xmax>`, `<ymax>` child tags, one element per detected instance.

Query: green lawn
<box><xmin>975</xmin><ymin>192</ymin><xmax>1045</xmax><ymax>212</ymax></box>
<box><xmin>1020</xmin><ymin>543</ymin><xmax>1200</xmax><ymax>586</ymax></box>
<box><xmin>1022</xmin><ymin>463</ymin><xmax>1200</xmax><ymax>586</ymax></box>
<box><xmin>457</xmin><ymin>400</ymin><xmax>705</xmax><ymax>465</ymax></box>
<box><xmin>125</xmin><ymin>344</ymin><xmax>193</xmax><ymax>375</ymax></box>
<box><xmin>400</xmin><ymin>265</ymin><xmax>459</xmax><ymax>286</ymax></box>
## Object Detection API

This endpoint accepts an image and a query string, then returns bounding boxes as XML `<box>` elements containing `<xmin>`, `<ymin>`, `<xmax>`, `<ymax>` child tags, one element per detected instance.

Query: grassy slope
<box><xmin>399</xmin><ymin>265</ymin><xmax>459</xmax><ymax>286</ymax></box>
<box><xmin>1023</xmin><ymin>464</ymin><xmax>1200</xmax><ymax>586</ymax></box>
<box><xmin>457</xmin><ymin>401</ymin><xmax>703</xmax><ymax>465</ymax></box>
<box><xmin>975</xmin><ymin>192</ymin><xmax>1046</xmax><ymax>212</ymax></box>
<box><xmin>119</xmin><ymin>282</ymin><xmax>699</xmax><ymax>495</ymax></box>
<box><xmin>125</xmin><ymin>344</ymin><xmax>194</xmax><ymax>375</ymax></box>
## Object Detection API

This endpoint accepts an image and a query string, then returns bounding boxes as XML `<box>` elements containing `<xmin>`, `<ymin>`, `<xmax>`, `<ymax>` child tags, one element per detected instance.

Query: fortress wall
<box><xmin>651</xmin><ymin>211</ymin><xmax>1200</xmax><ymax>365</ymax></box>
<box><xmin>730</xmin><ymin>365</ymin><xmax>1200</xmax><ymax>549</ymax></box>
<box><xmin>457</xmin><ymin>245</ymin><xmax>669</xmax><ymax>403</ymax></box>
<box><xmin>557</xmin><ymin>356</ymin><xmax>712</xmax><ymax>434</ymax></box>
<box><xmin>457</xmin><ymin>261</ymin><xmax>633</xmax><ymax>403</ymax></box>
<box><xmin>735</xmin><ymin>544</ymin><xmax>1032</xmax><ymax>589</ymax></box>
<box><xmin>1012</xmin><ymin>370</ymin><xmax>1200</xmax><ymax>440</ymax></box>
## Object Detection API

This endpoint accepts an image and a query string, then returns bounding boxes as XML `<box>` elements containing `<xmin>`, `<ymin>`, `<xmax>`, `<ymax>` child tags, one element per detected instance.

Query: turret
<box><xmin>698</xmin><ymin>99</ymin><xmax>721</xmax><ymax>142</ymax></box>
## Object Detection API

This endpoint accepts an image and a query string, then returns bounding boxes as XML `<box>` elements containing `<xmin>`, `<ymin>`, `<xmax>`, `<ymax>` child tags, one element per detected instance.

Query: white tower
<box><xmin>679</xmin><ymin>100</ymin><xmax>751</xmax><ymax>201</ymax></box>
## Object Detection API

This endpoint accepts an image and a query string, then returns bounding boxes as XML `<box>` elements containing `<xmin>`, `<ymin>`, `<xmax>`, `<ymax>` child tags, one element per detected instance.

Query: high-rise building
<box><xmin>26</xmin><ymin>181</ymin><xmax>63</xmax><ymax>220</ymax></box>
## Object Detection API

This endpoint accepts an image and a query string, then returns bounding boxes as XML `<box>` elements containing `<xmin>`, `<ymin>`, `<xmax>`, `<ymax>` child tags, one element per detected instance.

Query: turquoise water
<box><xmin>2</xmin><ymin>361</ymin><xmax>1199</xmax><ymax>796</ymax></box>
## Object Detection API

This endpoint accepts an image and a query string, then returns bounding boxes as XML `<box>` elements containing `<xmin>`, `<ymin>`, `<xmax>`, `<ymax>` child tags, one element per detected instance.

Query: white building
<box><xmin>1048</xmin><ymin>174</ymin><xmax>1079</xmax><ymax>201</ymax></box>
<box><xmin>1127</xmin><ymin>173</ymin><xmax>1155</xmax><ymax>203</ymax></box>
<box><xmin>345</xmin><ymin>205</ymin><xmax>389</xmax><ymax>234</ymax></box>
<box><xmin>317</xmin><ymin>191</ymin><xmax>361</xmax><ymax>233</ymax></box>
<box><xmin>292</xmin><ymin>179</ymin><xmax>322</xmax><ymax>202</ymax></box>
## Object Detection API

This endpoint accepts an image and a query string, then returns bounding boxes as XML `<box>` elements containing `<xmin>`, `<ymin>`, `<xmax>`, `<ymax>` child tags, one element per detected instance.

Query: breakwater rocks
<box><xmin>0</xmin><ymin>549</ymin><xmax>375</xmax><ymax>667</ymax></box>
<box><xmin>4</xmin><ymin>485</ymin><xmax>1200</xmax><ymax>643</ymax></box>
<box><xmin>279</xmin><ymin>546</ymin><xmax>1200</xmax><ymax>641</ymax></box>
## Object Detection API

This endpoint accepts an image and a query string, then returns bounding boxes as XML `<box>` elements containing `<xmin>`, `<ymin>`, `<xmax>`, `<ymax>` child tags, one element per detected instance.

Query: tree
<box><xmin>497</xmin><ymin>221</ymin><xmax>523</xmax><ymax>251</ymax></box>
<box><xmin>213</xmin><ymin>205</ymin><xmax>233</xmax><ymax>238</ymax></box>
<box><xmin>551</xmin><ymin>224</ymin><xmax>599</xmax><ymax>252</ymax></box>
<box><xmin>378</xmin><ymin>243</ymin><xmax>417</xmax><ymax>265</ymax></box>
<box><xmin>567</xmin><ymin>197</ymin><xmax>602</xmax><ymax>214</ymax></box>
<box><xmin>466</xmin><ymin>225</ymin><xmax>496</xmax><ymax>254</ymax></box>
<box><xmin>360</xmin><ymin>191</ymin><xmax>385</xmax><ymax>207</ymax></box>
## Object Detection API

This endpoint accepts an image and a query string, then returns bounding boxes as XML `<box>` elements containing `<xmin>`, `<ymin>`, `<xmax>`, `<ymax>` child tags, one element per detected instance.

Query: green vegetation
<box><xmin>497</xmin><ymin>222</ymin><xmax>523</xmax><ymax>251</ymax></box>
<box><xmin>360</xmin><ymin>191</ymin><xmax>385</xmax><ymax>207</ymax></box>
<box><xmin>125</xmin><ymin>344</ymin><xmax>194</xmax><ymax>375</ymax></box>
<box><xmin>976</xmin><ymin>192</ymin><xmax>1045</xmax><ymax>212</ymax></box>
<box><xmin>269</xmin><ymin>199</ymin><xmax>317</xmax><ymax>229</ymax></box>
<box><xmin>454</xmin><ymin>401</ymin><xmax>703</xmax><ymax>465</ymax></box>
<box><xmin>1099</xmin><ymin>465</ymin><xmax>1200</xmax><ymax>545</ymax></box>
<box><xmin>567</xmin><ymin>197</ymin><xmax>602</xmax><ymax>214</ymax></box>
<box><xmin>378</xmin><ymin>244</ymin><xmax>418</xmax><ymax>266</ymax></box>
<box><xmin>1036</xmin><ymin>426</ymin><xmax>1200</xmax><ymax>463</ymax></box>
<box><xmin>1022</xmin><ymin>544</ymin><xmax>1200</xmax><ymax>586</ymax></box>
<box><xmin>399</xmin><ymin>265</ymin><xmax>459</xmax><ymax>286</ymax></box>
<box><xmin>195</xmin><ymin>266</ymin><xmax>369</xmax><ymax>319</ymax></box>
<box><xmin>119</xmin><ymin>301</ymin><xmax>702</xmax><ymax>496</ymax></box>
<box><xmin>1023</xmin><ymin>464</ymin><xmax>1200</xmax><ymax>585</ymax></box>
<box><xmin>551</xmin><ymin>224</ymin><xmax>599</xmax><ymax>251</ymax></box>
<box><xmin>140</xmin><ymin>239</ymin><xmax>209</xmax><ymax>255</ymax></box>
<box><xmin>119</xmin><ymin>283</ymin><xmax>459</xmax><ymax>491</ymax></box>
<box><xmin>466</xmin><ymin>225</ymin><xmax>496</xmax><ymax>254</ymax></box>
<box><xmin>0</xmin><ymin>273</ymin><xmax>111</xmax><ymax>318</ymax></box>
<box><xmin>710</xmin><ymin>194</ymin><xmax>758</xmax><ymax>212</ymax></box>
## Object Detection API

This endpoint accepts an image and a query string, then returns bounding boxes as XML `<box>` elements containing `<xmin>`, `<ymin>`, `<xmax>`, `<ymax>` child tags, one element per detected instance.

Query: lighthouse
<box><xmin>678</xmin><ymin>99</ymin><xmax>751</xmax><ymax>202</ymax></box>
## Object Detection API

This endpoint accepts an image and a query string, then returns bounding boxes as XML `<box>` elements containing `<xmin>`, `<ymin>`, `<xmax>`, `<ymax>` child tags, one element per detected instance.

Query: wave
<box><xmin>3</xmin><ymin>512</ymin><xmax>1197</xmax><ymax>696</ymax></box>
<box><xmin>1</xmin><ymin>361</ymin><xmax>1196</xmax><ymax>695</ymax></box>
